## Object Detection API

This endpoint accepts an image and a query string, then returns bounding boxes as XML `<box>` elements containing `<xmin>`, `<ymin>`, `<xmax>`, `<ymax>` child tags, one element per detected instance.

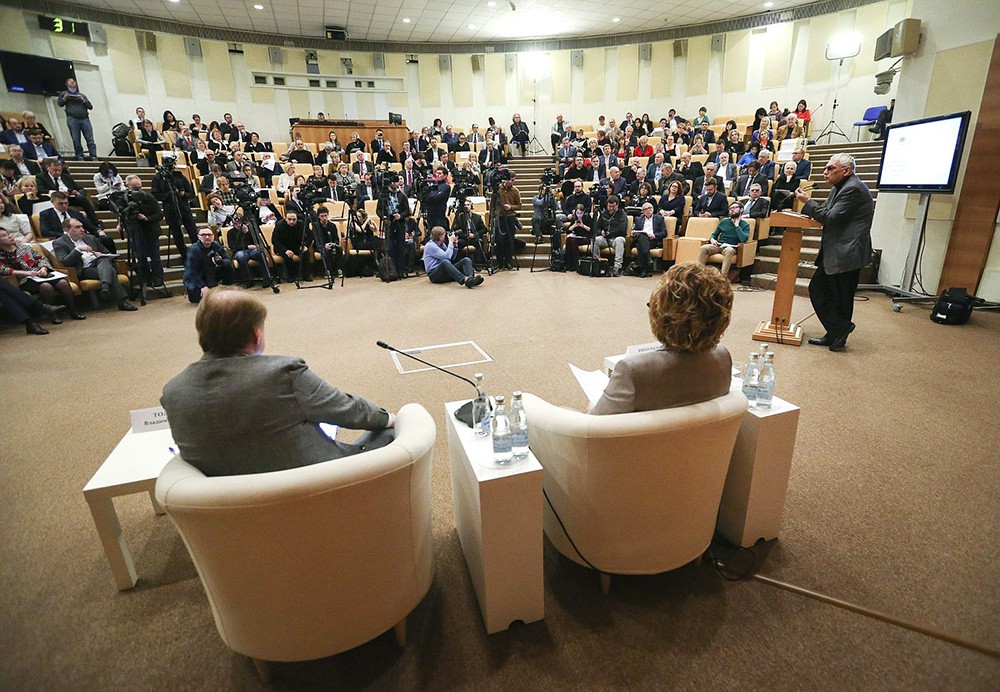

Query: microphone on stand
<box><xmin>377</xmin><ymin>341</ymin><xmax>482</xmax><ymax>427</ymax></box>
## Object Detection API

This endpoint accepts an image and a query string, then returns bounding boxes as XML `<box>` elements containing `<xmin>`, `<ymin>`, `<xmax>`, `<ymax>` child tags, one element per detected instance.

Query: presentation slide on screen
<box><xmin>879</xmin><ymin>118</ymin><xmax>963</xmax><ymax>188</ymax></box>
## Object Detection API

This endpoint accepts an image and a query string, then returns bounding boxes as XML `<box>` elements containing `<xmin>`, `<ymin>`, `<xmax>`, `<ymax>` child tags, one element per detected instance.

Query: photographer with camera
<box><xmin>272</xmin><ymin>209</ymin><xmax>312</xmax><ymax>282</ymax></box>
<box><xmin>151</xmin><ymin>156</ymin><xmax>199</xmax><ymax>257</ymax></box>
<box><xmin>478</xmin><ymin>140</ymin><xmax>504</xmax><ymax>189</ymax></box>
<box><xmin>453</xmin><ymin>198</ymin><xmax>488</xmax><ymax>267</ymax></box>
<box><xmin>227</xmin><ymin>213</ymin><xmax>271</xmax><ymax>289</ymax></box>
<box><xmin>592</xmin><ymin>194</ymin><xmax>628</xmax><ymax>277</ymax></box>
<box><xmin>423</xmin><ymin>226</ymin><xmax>484</xmax><ymax>288</ymax></box>
<box><xmin>377</xmin><ymin>172</ymin><xmax>411</xmax><ymax>276</ymax></box>
<box><xmin>118</xmin><ymin>175</ymin><xmax>167</xmax><ymax>286</ymax></box>
<box><xmin>314</xmin><ymin>206</ymin><xmax>344</xmax><ymax>279</ymax></box>
<box><xmin>495</xmin><ymin>173</ymin><xmax>521</xmax><ymax>270</ymax></box>
<box><xmin>424</xmin><ymin>167</ymin><xmax>451</xmax><ymax>235</ymax></box>
<box><xmin>184</xmin><ymin>228</ymin><xmax>234</xmax><ymax>303</ymax></box>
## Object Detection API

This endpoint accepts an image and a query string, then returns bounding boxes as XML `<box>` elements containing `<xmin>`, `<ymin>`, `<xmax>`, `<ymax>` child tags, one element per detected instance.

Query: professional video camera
<box><xmin>452</xmin><ymin>169</ymin><xmax>477</xmax><ymax>203</ymax></box>
<box><xmin>380</xmin><ymin>170</ymin><xmax>400</xmax><ymax>186</ymax></box>
<box><xmin>540</xmin><ymin>167</ymin><xmax>562</xmax><ymax>186</ymax></box>
<box><xmin>107</xmin><ymin>188</ymin><xmax>142</xmax><ymax>219</ymax></box>
<box><xmin>490</xmin><ymin>165</ymin><xmax>513</xmax><ymax>189</ymax></box>
<box><xmin>232</xmin><ymin>182</ymin><xmax>258</xmax><ymax>206</ymax></box>
<box><xmin>298</xmin><ymin>180</ymin><xmax>328</xmax><ymax>207</ymax></box>
<box><xmin>153</xmin><ymin>155</ymin><xmax>177</xmax><ymax>177</ymax></box>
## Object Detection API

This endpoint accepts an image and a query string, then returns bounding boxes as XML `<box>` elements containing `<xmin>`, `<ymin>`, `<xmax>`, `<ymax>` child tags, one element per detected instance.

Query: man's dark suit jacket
<box><xmin>36</xmin><ymin>170</ymin><xmax>85</xmax><ymax>197</ymax></box>
<box><xmin>801</xmin><ymin>173</ymin><xmax>873</xmax><ymax>275</ymax></box>
<box><xmin>51</xmin><ymin>232</ymin><xmax>104</xmax><ymax>270</ymax></box>
<box><xmin>693</xmin><ymin>191</ymin><xmax>729</xmax><ymax>218</ymax></box>
<box><xmin>0</xmin><ymin>129</ymin><xmax>28</xmax><ymax>146</ymax></box>
<box><xmin>23</xmin><ymin>141</ymin><xmax>59</xmax><ymax>161</ymax></box>
<box><xmin>370</xmin><ymin>138</ymin><xmax>387</xmax><ymax>152</ymax></box>
<box><xmin>12</xmin><ymin>159</ymin><xmax>42</xmax><ymax>177</ymax></box>
<box><xmin>675</xmin><ymin>162</ymin><xmax>704</xmax><ymax>181</ymax></box>
<box><xmin>633</xmin><ymin>213</ymin><xmax>668</xmax><ymax>241</ymax></box>
<box><xmin>741</xmin><ymin>196</ymin><xmax>771</xmax><ymax>219</ymax></box>
<box><xmin>377</xmin><ymin>190</ymin><xmax>411</xmax><ymax>225</ymax></box>
<box><xmin>732</xmin><ymin>172</ymin><xmax>770</xmax><ymax>197</ymax></box>
<box><xmin>287</xmin><ymin>149</ymin><xmax>314</xmax><ymax>165</ymax></box>
<box><xmin>39</xmin><ymin>208</ymin><xmax>99</xmax><ymax>239</ymax></box>
<box><xmin>351</xmin><ymin>161</ymin><xmax>373</xmax><ymax>176</ymax></box>
<box><xmin>478</xmin><ymin>148</ymin><xmax>504</xmax><ymax>168</ymax></box>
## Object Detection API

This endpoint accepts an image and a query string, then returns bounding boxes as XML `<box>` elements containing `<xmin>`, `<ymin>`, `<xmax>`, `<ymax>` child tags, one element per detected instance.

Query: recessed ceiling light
<box><xmin>612</xmin><ymin>17</ymin><xmax>621</xmax><ymax>23</ymax></box>
<box><xmin>253</xmin><ymin>3</ymin><xmax>264</xmax><ymax>9</ymax></box>
<box><xmin>469</xmin><ymin>24</ymin><xmax>477</xmax><ymax>29</ymax></box>
<box><xmin>764</xmin><ymin>2</ymin><xmax>774</xmax><ymax>7</ymax></box>
<box><xmin>168</xmin><ymin>0</ymin><xmax>180</xmax><ymax>4</ymax></box>
<box><xmin>487</xmin><ymin>1</ymin><xmax>496</xmax><ymax>6</ymax></box>
<box><xmin>402</xmin><ymin>17</ymin><xmax>411</xmax><ymax>23</ymax></box>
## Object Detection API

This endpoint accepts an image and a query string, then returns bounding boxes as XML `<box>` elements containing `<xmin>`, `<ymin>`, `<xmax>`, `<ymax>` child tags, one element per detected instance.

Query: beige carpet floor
<box><xmin>2</xmin><ymin>269</ymin><xmax>999</xmax><ymax>689</ymax></box>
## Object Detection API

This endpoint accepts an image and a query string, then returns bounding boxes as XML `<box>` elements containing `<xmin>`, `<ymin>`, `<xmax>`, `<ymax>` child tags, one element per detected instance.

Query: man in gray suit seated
<box><xmin>161</xmin><ymin>288</ymin><xmax>395</xmax><ymax>476</ymax></box>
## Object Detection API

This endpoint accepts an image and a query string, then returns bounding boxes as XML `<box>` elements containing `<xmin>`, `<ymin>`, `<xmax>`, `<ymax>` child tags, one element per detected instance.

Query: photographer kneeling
<box><xmin>184</xmin><ymin>228</ymin><xmax>234</xmax><ymax>303</ymax></box>
<box><xmin>423</xmin><ymin>226</ymin><xmax>484</xmax><ymax>288</ymax></box>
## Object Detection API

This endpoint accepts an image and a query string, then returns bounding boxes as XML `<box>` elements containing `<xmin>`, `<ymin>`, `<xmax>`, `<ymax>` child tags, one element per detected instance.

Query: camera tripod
<box><xmin>294</xmin><ymin>201</ymin><xmax>339</xmax><ymax>290</ymax></box>
<box><xmin>530</xmin><ymin>185</ymin><xmax>562</xmax><ymax>273</ymax></box>
<box><xmin>487</xmin><ymin>183</ymin><xmax>519</xmax><ymax>273</ymax></box>
<box><xmin>108</xmin><ymin>193</ymin><xmax>170</xmax><ymax>306</ymax></box>
<box><xmin>232</xmin><ymin>203</ymin><xmax>280</xmax><ymax>293</ymax></box>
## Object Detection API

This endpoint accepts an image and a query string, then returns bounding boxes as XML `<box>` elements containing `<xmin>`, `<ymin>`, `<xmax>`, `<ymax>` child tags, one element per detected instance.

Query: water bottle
<box><xmin>492</xmin><ymin>395</ymin><xmax>513</xmax><ymax>464</ymax></box>
<box><xmin>742</xmin><ymin>352</ymin><xmax>760</xmax><ymax>405</ymax></box>
<box><xmin>472</xmin><ymin>372</ymin><xmax>491</xmax><ymax>438</ymax></box>
<box><xmin>756</xmin><ymin>352</ymin><xmax>775</xmax><ymax>409</ymax></box>
<box><xmin>509</xmin><ymin>391</ymin><xmax>529</xmax><ymax>460</ymax></box>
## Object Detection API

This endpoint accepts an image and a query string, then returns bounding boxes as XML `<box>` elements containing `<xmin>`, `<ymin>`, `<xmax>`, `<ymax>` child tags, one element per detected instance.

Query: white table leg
<box><xmin>149</xmin><ymin>488</ymin><xmax>165</xmax><ymax>515</ymax></box>
<box><xmin>85</xmin><ymin>493</ymin><xmax>138</xmax><ymax>590</ymax></box>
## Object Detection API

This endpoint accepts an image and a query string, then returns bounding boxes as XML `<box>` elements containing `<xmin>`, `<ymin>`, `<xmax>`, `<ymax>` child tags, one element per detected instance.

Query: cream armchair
<box><xmin>521</xmin><ymin>391</ymin><xmax>747</xmax><ymax>592</ymax></box>
<box><xmin>154</xmin><ymin>403</ymin><xmax>436</xmax><ymax>681</ymax></box>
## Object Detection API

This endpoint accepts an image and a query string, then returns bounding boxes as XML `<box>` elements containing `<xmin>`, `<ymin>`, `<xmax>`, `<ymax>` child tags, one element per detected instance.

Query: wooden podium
<box><xmin>752</xmin><ymin>212</ymin><xmax>823</xmax><ymax>346</ymax></box>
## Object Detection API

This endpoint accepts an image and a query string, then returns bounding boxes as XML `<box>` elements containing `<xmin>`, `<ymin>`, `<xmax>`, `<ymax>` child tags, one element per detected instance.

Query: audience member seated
<box><xmin>227</xmin><ymin>216</ymin><xmax>271</xmax><ymax>288</ymax></box>
<box><xmin>0</xmin><ymin>278</ymin><xmax>67</xmax><ymax>335</ymax></box>
<box><xmin>345</xmin><ymin>132</ymin><xmax>366</xmax><ymax>156</ymax></box>
<box><xmin>5</xmin><ymin>145</ymin><xmax>42</xmax><ymax>177</ymax></box>
<box><xmin>698</xmin><ymin>202</ymin><xmax>751</xmax><ymax>281</ymax></box>
<box><xmin>227</xmin><ymin>122</ymin><xmax>251</xmax><ymax>145</ymax></box>
<box><xmin>0</xmin><ymin>196</ymin><xmax>33</xmax><ymax>242</ymax></box>
<box><xmin>162</xmin><ymin>110</ymin><xmax>180</xmax><ymax>132</ymax></box>
<box><xmin>93</xmin><ymin>162</ymin><xmax>126</xmax><ymax>211</ymax></box>
<box><xmin>510</xmin><ymin>114</ymin><xmax>530</xmax><ymax>156</ymax></box>
<box><xmin>15</xmin><ymin>176</ymin><xmax>42</xmax><ymax>216</ymax></box>
<box><xmin>217</xmin><ymin>113</ymin><xmax>236</xmax><ymax>139</ymax></box>
<box><xmin>0</xmin><ymin>228</ymin><xmax>84</xmax><ymax>319</ymax></box>
<box><xmin>793</xmin><ymin>100</ymin><xmax>811</xmax><ymax>130</ymax></box>
<box><xmin>757</xmin><ymin>150</ymin><xmax>776</xmax><ymax>179</ymax></box>
<box><xmin>352</xmin><ymin>151</ymin><xmax>373</xmax><ymax>177</ymax></box>
<box><xmin>184</xmin><ymin>228</ymin><xmax>233</xmax><ymax>303</ymax></box>
<box><xmin>563</xmin><ymin>204</ymin><xmax>593</xmax><ymax>271</ymax></box>
<box><xmin>738</xmin><ymin>143</ymin><xmax>761</xmax><ymax>167</ymax></box>
<box><xmin>792</xmin><ymin>147</ymin><xmax>812</xmax><ymax>180</ymax></box>
<box><xmin>592</xmin><ymin>195</ymin><xmax>628</xmax><ymax>277</ymax></box>
<box><xmin>741</xmin><ymin>183</ymin><xmax>771</xmax><ymax>219</ymax></box>
<box><xmin>174</xmin><ymin>126</ymin><xmax>198</xmax><ymax>152</ymax></box>
<box><xmin>23</xmin><ymin>130</ymin><xmax>59</xmax><ymax>162</ymax></box>
<box><xmin>657</xmin><ymin>164</ymin><xmax>689</xmax><ymax>195</ymax></box>
<box><xmin>37</xmin><ymin>158</ymin><xmax>99</xmax><ymax>224</ymax></box>
<box><xmin>205</xmin><ymin>194</ymin><xmax>233</xmax><ymax>228</ymax></box>
<box><xmin>692</xmin><ymin>178</ymin><xmax>729</xmax><ymax>219</ymax></box>
<box><xmin>422</xmin><ymin>226</ymin><xmax>483</xmax><ymax>288</ymax></box>
<box><xmin>272</xmin><ymin>210</ymin><xmax>312</xmax><ymax>281</ymax></box>
<box><xmin>674</xmin><ymin>152</ymin><xmax>703</xmax><ymax>182</ymax></box>
<box><xmin>212</xmin><ymin>176</ymin><xmax>237</xmax><ymax>207</ymax></box>
<box><xmin>692</xmin><ymin>162</ymin><xmax>720</xmax><ymax>198</ymax></box>
<box><xmin>591</xmin><ymin>262</ymin><xmax>733</xmax><ymax>414</ymax></box>
<box><xmin>771</xmin><ymin>162</ymin><xmax>801</xmax><ymax>212</ymax></box>
<box><xmin>0</xmin><ymin>115</ymin><xmax>30</xmax><ymax>146</ymax></box>
<box><xmin>245</xmin><ymin>132</ymin><xmax>270</xmax><ymax>153</ymax></box>
<box><xmin>629</xmin><ymin>202</ymin><xmax>667</xmax><ymax>278</ymax></box>
<box><xmin>53</xmin><ymin>216</ymin><xmax>137</xmax><ymax>311</ymax></box>
<box><xmin>334</xmin><ymin>163</ymin><xmax>357</xmax><ymax>190</ymax></box>
<box><xmin>200</xmin><ymin>164</ymin><xmax>228</xmax><ymax>195</ymax></box>
<box><xmin>732</xmin><ymin>161</ymin><xmax>769</xmax><ymax>197</ymax></box>
<box><xmin>777</xmin><ymin>114</ymin><xmax>805</xmax><ymax>140</ymax></box>
<box><xmin>454</xmin><ymin>199</ymin><xmax>489</xmax><ymax>266</ymax></box>
<box><xmin>137</xmin><ymin>120</ymin><xmax>168</xmax><ymax>159</ymax></box>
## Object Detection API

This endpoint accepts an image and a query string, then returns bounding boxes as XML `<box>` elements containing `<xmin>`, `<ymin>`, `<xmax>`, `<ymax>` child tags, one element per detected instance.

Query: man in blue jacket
<box><xmin>422</xmin><ymin>226</ymin><xmax>483</xmax><ymax>288</ymax></box>
<box><xmin>184</xmin><ymin>228</ymin><xmax>234</xmax><ymax>303</ymax></box>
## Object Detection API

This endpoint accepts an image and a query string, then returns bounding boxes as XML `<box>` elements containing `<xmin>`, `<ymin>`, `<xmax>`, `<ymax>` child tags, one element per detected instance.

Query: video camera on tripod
<box><xmin>452</xmin><ymin>170</ymin><xmax>477</xmax><ymax>205</ymax></box>
<box><xmin>490</xmin><ymin>165</ymin><xmax>513</xmax><ymax>190</ymax></box>
<box><xmin>540</xmin><ymin>167</ymin><xmax>562</xmax><ymax>187</ymax></box>
<box><xmin>106</xmin><ymin>188</ymin><xmax>142</xmax><ymax>220</ymax></box>
<box><xmin>153</xmin><ymin>154</ymin><xmax>178</xmax><ymax>178</ymax></box>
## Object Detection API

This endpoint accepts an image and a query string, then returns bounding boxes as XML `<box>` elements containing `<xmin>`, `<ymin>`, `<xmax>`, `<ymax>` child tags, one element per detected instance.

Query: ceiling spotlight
<box><xmin>764</xmin><ymin>2</ymin><xmax>774</xmax><ymax>8</ymax></box>
<box><xmin>612</xmin><ymin>17</ymin><xmax>621</xmax><ymax>23</ymax></box>
<box><xmin>253</xmin><ymin>3</ymin><xmax>264</xmax><ymax>8</ymax></box>
<box><xmin>402</xmin><ymin>17</ymin><xmax>411</xmax><ymax>23</ymax></box>
<box><xmin>168</xmin><ymin>0</ymin><xmax>180</xmax><ymax>4</ymax></box>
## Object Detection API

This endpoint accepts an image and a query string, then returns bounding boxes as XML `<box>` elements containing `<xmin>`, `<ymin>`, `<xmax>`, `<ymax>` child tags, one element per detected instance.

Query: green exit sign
<box><xmin>38</xmin><ymin>15</ymin><xmax>91</xmax><ymax>39</ymax></box>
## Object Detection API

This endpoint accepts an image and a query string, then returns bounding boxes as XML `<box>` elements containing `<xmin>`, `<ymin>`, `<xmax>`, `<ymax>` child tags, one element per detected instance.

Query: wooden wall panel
<box><xmin>485</xmin><ymin>54</ymin><xmax>506</xmax><ymax>107</ymax></box>
<box><xmin>937</xmin><ymin>37</ymin><xmax>1000</xmax><ymax>293</ymax></box>
<box><xmin>650</xmin><ymin>41</ymin><xmax>674</xmax><ymax>98</ymax></box>
<box><xmin>686</xmin><ymin>36</ymin><xmax>711</xmax><ymax>96</ymax></box>
<box><xmin>157</xmin><ymin>34</ymin><xmax>192</xmax><ymax>100</ymax></box>
<box><xmin>763</xmin><ymin>23</ymin><xmax>794</xmax><ymax>89</ymax></box>
<box><xmin>617</xmin><ymin>45</ymin><xmax>639</xmax><ymax>103</ymax></box>
<box><xmin>805</xmin><ymin>14</ymin><xmax>839</xmax><ymax>83</ymax></box>
<box><xmin>723</xmin><ymin>30</ymin><xmax>751</xmax><ymax>94</ymax></box>
<box><xmin>202</xmin><ymin>41</ymin><xmax>236</xmax><ymax>103</ymax></box>
<box><xmin>418</xmin><ymin>56</ymin><xmax>442</xmax><ymax>108</ymax></box>
<box><xmin>550</xmin><ymin>51</ymin><xmax>571</xmax><ymax>104</ymax></box>
<box><xmin>106</xmin><ymin>27</ymin><xmax>146</xmax><ymax>95</ymax></box>
<box><xmin>583</xmin><ymin>47</ymin><xmax>605</xmax><ymax>103</ymax></box>
<box><xmin>452</xmin><ymin>53</ymin><xmax>474</xmax><ymax>108</ymax></box>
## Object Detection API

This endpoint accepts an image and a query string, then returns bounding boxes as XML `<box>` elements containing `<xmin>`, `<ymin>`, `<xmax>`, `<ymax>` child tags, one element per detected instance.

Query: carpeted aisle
<box><xmin>2</xmin><ymin>269</ymin><xmax>999</xmax><ymax>689</ymax></box>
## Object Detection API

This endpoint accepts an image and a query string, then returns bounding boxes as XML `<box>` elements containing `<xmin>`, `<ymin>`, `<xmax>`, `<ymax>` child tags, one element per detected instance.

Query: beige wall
<box><xmin>870</xmin><ymin>0</ymin><xmax>1000</xmax><ymax>300</ymax></box>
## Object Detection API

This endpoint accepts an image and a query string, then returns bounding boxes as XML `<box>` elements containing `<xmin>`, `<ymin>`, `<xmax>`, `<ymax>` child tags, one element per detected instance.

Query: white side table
<box><xmin>83</xmin><ymin>428</ymin><xmax>177</xmax><ymax>590</ymax></box>
<box><xmin>717</xmin><ymin>380</ymin><xmax>800</xmax><ymax>547</ymax></box>
<box><xmin>445</xmin><ymin>400</ymin><xmax>544</xmax><ymax>634</ymax></box>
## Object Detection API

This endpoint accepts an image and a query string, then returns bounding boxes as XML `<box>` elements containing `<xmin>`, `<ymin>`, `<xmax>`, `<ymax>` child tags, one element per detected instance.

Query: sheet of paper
<box><xmin>319</xmin><ymin>423</ymin><xmax>339</xmax><ymax>441</ymax></box>
<box><xmin>569</xmin><ymin>363</ymin><xmax>610</xmax><ymax>406</ymax></box>
<box><xmin>625</xmin><ymin>342</ymin><xmax>662</xmax><ymax>357</ymax></box>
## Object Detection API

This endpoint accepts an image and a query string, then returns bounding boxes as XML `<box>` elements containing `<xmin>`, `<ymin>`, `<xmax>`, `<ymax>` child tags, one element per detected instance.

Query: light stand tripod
<box><xmin>526</xmin><ymin>90</ymin><xmax>547</xmax><ymax>156</ymax></box>
<box><xmin>230</xmin><ymin>205</ymin><xmax>280</xmax><ymax>293</ymax></box>
<box><xmin>815</xmin><ymin>43</ymin><xmax>859</xmax><ymax>143</ymax></box>
<box><xmin>294</xmin><ymin>200</ymin><xmax>335</xmax><ymax>290</ymax></box>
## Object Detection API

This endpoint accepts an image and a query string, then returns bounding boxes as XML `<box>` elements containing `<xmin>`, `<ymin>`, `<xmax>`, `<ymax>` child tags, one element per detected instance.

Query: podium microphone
<box><xmin>377</xmin><ymin>341</ymin><xmax>481</xmax><ymax>427</ymax></box>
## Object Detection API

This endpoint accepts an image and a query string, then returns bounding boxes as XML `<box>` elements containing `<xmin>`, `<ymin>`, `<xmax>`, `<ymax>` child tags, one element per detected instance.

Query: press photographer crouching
<box><xmin>453</xmin><ymin>198</ymin><xmax>488</xmax><ymax>267</ymax></box>
<box><xmin>314</xmin><ymin>206</ymin><xmax>344</xmax><ymax>278</ymax></box>
<box><xmin>272</xmin><ymin>210</ymin><xmax>312</xmax><ymax>282</ymax></box>
<box><xmin>184</xmin><ymin>228</ymin><xmax>233</xmax><ymax>303</ymax></box>
<box><xmin>227</xmin><ymin>213</ymin><xmax>272</xmax><ymax>289</ymax></box>
<box><xmin>423</xmin><ymin>226</ymin><xmax>484</xmax><ymax>288</ymax></box>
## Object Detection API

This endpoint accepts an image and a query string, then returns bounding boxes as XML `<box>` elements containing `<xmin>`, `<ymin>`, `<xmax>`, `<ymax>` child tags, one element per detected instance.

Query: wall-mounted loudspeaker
<box><xmin>439</xmin><ymin>55</ymin><xmax>452</xmax><ymax>71</ymax></box>
<box><xmin>184</xmin><ymin>37</ymin><xmax>202</xmax><ymax>57</ymax></box>
<box><xmin>471</xmin><ymin>55</ymin><xmax>484</xmax><ymax>71</ymax></box>
<box><xmin>639</xmin><ymin>43</ymin><xmax>652</xmax><ymax>61</ymax></box>
<box><xmin>89</xmin><ymin>24</ymin><xmax>106</xmax><ymax>46</ymax></box>
<box><xmin>673</xmin><ymin>40</ymin><xmax>688</xmax><ymax>58</ymax></box>
<box><xmin>505</xmin><ymin>54</ymin><xmax>516</xmax><ymax>71</ymax></box>
<box><xmin>372</xmin><ymin>52</ymin><xmax>385</xmax><ymax>70</ymax></box>
<box><xmin>711</xmin><ymin>34</ymin><xmax>726</xmax><ymax>52</ymax></box>
<box><xmin>139</xmin><ymin>31</ymin><xmax>157</xmax><ymax>53</ymax></box>
<box><xmin>571</xmin><ymin>50</ymin><xmax>583</xmax><ymax>67</ymax></box>
<box><xmin>268</xmin><ymin>47</ymin><xmax>283</xmax><ymax>65</ymax></box>
<box><xmin>891</xmin><ymin>18</ymin><xmax>921</xmax><ymax>57</ymax></box>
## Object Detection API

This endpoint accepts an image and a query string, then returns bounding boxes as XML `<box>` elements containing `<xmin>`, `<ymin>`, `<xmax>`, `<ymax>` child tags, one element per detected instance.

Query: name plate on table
<box><xmin>625</xmin><ymin>342</ymin><xmax>662</xmax><ymax>357</ymax></box>
<box><xmin>130</xmin><ymin>406</ymin><xmax>169</xmax><ymax>433</ymax></box>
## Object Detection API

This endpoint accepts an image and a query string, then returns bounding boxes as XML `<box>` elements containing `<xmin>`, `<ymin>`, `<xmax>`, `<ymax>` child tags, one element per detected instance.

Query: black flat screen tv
<box><xmin>876</xmin><ymin>111</ymin><xmax>972</xmax><ymax>194</ymax></box>
<box><xmin>0</xmin><ymin>51</ymin><xmax>76</xmax><ymax>96</ymax></box>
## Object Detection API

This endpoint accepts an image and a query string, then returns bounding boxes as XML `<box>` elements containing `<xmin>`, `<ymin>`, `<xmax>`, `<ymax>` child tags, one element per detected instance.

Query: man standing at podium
<box><xmin>795</xmin><ymin>154</ymin><xmax>873</xmax><ymax>352</ymax></box>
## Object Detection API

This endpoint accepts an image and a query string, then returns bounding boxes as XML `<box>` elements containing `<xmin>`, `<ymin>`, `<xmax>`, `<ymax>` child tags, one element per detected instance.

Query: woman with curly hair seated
<box><xmin>590</xmin><ymin>262</ymin><xmax>733</xmax><ymax>414</ymax></box>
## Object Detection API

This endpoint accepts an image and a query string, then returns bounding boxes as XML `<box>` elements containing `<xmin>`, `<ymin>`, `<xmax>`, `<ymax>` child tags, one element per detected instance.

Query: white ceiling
<box><xmin>69</xmin><ymin>0</ymin><xmax>796</xmax><ymax>43</ymax></box>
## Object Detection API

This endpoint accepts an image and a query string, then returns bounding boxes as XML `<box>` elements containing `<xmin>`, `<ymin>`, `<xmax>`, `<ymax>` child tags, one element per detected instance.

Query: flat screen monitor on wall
<box><xmin>0</xmin><ymin>51</ymin><xmax>75</xmax><ymax>96</ymax></box>
<box><xmin>876</xmin><ymin>111</ymin><xmax>972</xmax><ymax>195</ymax></box>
